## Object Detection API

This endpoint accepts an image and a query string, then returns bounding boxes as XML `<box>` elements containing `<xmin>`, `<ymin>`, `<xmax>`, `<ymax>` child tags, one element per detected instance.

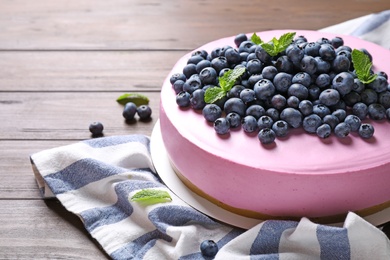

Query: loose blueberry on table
<box><xmin>200</xmin><ymin>240</ymin><xmax>218</xmax><ymax>258</ymax></box>
<box><xmin>169</xmin><ymin>31</ymin><xmax>390</xmax><ymax>144</ymax></box>
<box><xmin>89</xmin><ymin>122</ymin><xmax>104</xmax><ymax>137</ymax></box>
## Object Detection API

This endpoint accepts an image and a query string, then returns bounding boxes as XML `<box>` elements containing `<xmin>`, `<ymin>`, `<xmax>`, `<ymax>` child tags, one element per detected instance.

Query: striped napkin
<box><xmin>31</xmin><ymin>10</ymin><xmax>390</xmax><ymax>260</ymax></box>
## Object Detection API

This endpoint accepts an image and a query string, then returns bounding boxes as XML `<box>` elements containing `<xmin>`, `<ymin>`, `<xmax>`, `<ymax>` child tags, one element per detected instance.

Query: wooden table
<box><xmin>1</xmin><ymin>0</ymin><xmax>389</xmax><ymax>258</ymax></box>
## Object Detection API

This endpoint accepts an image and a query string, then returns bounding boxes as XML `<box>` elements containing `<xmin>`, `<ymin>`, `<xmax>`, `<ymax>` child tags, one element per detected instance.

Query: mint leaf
<box><xmin>204</xmin><ymin>66</ymin><xmax>246</xmax><ymax>104</ymax></box>
<box><xmin>220</xmin><ymin>66</ymin><xmax>246</xmax><ymax>91</ymax></box>
<box><xmin>205</xmin><ymin>87</ymin><xmax>226</xmax><ymax>104</ymax></box>
<box><xmin>116</xmin><ymin>93</ymin><xmax>150</xmax><ymax>106</ymax></box>
<box><xmin>351</xmin><ymin>49</ymin><xmax>377</xmax><ymax>84</ymax></box>
<box><xmin>130</xmin><ymin>189</ymin><xmax>172</xmax><ymax>205</ymax></box>
<box><xmin>261</xmin><ymin>42</ymin><xmax>278</xmax><ymax>56</ymax></box>
<box><xmin>260</xmin><ymin>32</ymin><xmax>296</xmax><ymax>57</ymax></box>
<box><xmin>278</xmin><ymin>32</ymin><xmax>296</xmax><ymax>50</ymax></box>
<box><xmin>251</xmin><ymin>33</ymin><xmax>263</xmax><ymax>45</ymax></box>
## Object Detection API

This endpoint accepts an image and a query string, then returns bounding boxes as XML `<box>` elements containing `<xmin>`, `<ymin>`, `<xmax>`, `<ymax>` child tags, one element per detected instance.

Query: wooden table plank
<box><xmin>0</xmin><ymin>199</ymin><xmax>109</xmax><ymax>259</ymax></box>
<box><xmin>0</xmin><ymin>0</ymin><xmax>388</xmax><ymax>50</ymax></box>
<box><xmin>0</xmin><ymin>51</ymin><xmax>185</xmax><ymax>91</ymax></box>
<box><xmin>0</xmin><ymin>92</ymin><xmax>160</xmax><ymax>140</ymax></box>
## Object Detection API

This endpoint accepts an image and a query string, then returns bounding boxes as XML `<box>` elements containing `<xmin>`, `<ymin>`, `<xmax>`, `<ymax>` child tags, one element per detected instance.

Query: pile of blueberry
<box><xmin>170</xmin><ymin>32</ymin><xmax>390</xmax><ymax>144</ymax></box>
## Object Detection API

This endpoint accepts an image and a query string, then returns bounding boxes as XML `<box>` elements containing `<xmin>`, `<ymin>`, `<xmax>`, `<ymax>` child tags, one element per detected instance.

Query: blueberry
<box><xmin>228</xmin><ymin>85</ymin><xmax>245</xmax><ymax>98</ymax></box>
<box><xmin>211</xmin><ymin>56</ymin><xmax>229</xmax><ymax>73</ymax></box>
<box><xmin>234</xmin><ymin>33</ymin><xmax>248</xmax><ymax>47</ymax></box>
<box><xmin>255</xmin><ymin>45</ymin><xmax>272</xmax><ymax>64</ymax></box>
<box><xmin>246</xmin><ymin>104</ymin><xmax>266</xmax><ymax>119</ymax></box>
<box><xmin>182</xmin><ymin>63</ymin><xmax>197</xmax><ymax>78</ymax></box>
<box><xmin>298</xmin><ymin>100</ymin><xmax>313</xmax><ymax>116</ymax></box>
<box><xmin>308</xmin><ymin>85</ymin><xmax>321</xmax><ymax>100</ymax></box>
<box><xmin>202</xmin><ymin>104</ymin><xmax>222</xmax><ymax>122</ymax></box>
<box><xmin>287</xmin><ymin>96</ymin><xmax>300</xmax><ymax>108</ymax></box>
<box><xmin>358</xmin><ymin>123</ymin><xmax>374</xmax><ymax>139</ymax></box>
<box><xmin>316</xmin><ymin>124</ymin><xmax>332</xmax><ymax>139</ymax></box>
<box><xmin>176</xmin><ymin>91</ymin><xmax>191</xmax><ymax>107</ymax></box>
<box><xmin>379</xmin><ymin>91</ymin><xmax>390</xmax><ymax>109</ymax></box>
<box><xmin>136</xmin><ymin>105</ymin><xmax>152</xmax><ymax>120</ymax></box>
<box><xmin>258</xmin><ymin>128</ymin><xmax>276</xmax><ymax>144</ymax></box>
<box><xmin>331</xmin><ymin>55</ymin><xmax>350</xmax><ymax>73</ymax></box>
<box><xmin>353</xmin><ymin>78</ymin><xmax>365</xmax><ymax>93</ymax></box>
<box><xmin>288</xmin><ymin>83</ymin><xmax>309</xmax><ymax>100</ymax></box>
<box><xmin>304</xmin><ymin>42</ymin><xmax>321</xmax><ymax>56</ymax></box>
<box><xmin>331</xmin><ymin>37</ymin><xmax>344</xmax><ymax>49</ymax></box>
<box><xmin>344</xmin><ymin>115</ymin><xmax>361</xmax><ymax>132</ymax></box>
<box><xmin>334</xmin><ymin>122</ymin><xmax>351</xmax><ymax>138</ymax></box>
<box><xmin>319</xmin><ymin>89</ymin><xmax>340</xmax><ymax>106</ymax></box>
<box><xmin>292</xmin><ymin>72</ymin><xmax>311</xmax><ymax>87</ymax></box>
<box><xmin>273</xmin><ymin>72</ymin><xmax>293</xmax><ymax>93</ymax></box>
<box><xmin>368</xmin><ymin>75</ymin><xmax>388</xmax><ymax>93</ymax></box>
<box><xmin>361</xmin><ymin>89</ymin><xmax>378</xmax><ymax>105</ymax></box>
<box><xmin>272</xmin><ymin>120</ymin><xmax>289</xmax><ymax>137</ymax></box>
<box><xmin>286</xmin><ymin>44</ymin><xmax>304</xmax><ymax>63</ymax></box>
<box><xmin>238</xmin><ymin>40</ymin><xmax>255</xmax><ymax>53</ymax></box>
<box><xmin>172</xmin><ymin>79</ymin><xmax>185</xmax><ymax>94</ymax></box>
<box><xmin>314</xmin><ymin>57</ymin><xmax>331</xmax><ymax>74</ymax></box>
<box><xmin>122</xmin><ymin>102</ymin><xmax>137</xmax><ymax>120</ymax></box>
<box><xmin>183</xmin><ymin>76</ymin><xmax>202</xmax><ymax>94</ymax></box>
<box><xmin>246</xmin><ymin>59</ymin><xmax>263</xmax><ymax>75</ymax></box>
<box><xmin>170</xmin><ymin>73</ymin><xmax>186</xmax><ymax>85</ymax></box>
<box><xmin>187</xmin><ymin>54</ymin><xmax>204</xmax><ymax>65</ymax></box>
<box><xmin>313</xmin><ymin>104</ymin><xmax>331</xmax><ymax>118</ymax></box>
<box><xmin>266</xmin><ymin>108</ymin><xmax>280</xmax><ymax>121</ymax></box>
<box><xmin>323</xmin><ymin>114</ymin><xmax>339</xmax><ymax>129</ymax></box>
<box><xmin>271</xmin><ymin>94</ymin><xmax>287</xmax><ymax>110</ymax></box>
<box><xmin>319</xmin><ymin>43</ymin><xmax>336</xmax><ymax>61</ymax></box>
<box><xmin>378</xmin><ymin>71</ymin><xmax>388</xmax><ymax>80</ymax></box>
<box><xmin>200</xmin><ymin>240</ymin><xmax>218</xmax><ymax>258</ymax></box>
<box><xmin>303</xmin><ymin>114</ymin><xmax>322</xmax><ymax>133</ymax></box>
<box><xmin>352</xmin><ymin>102</ymin><xmax>368</xmax><ymax>120</ymax></box>
<box><xmin>315</xmin><ymin>73</ymin><xmax>331</xmax><ymax>88</ymax></box>
<box><xmin>254</xmin><ymin>79</ymin><xmax>276</xmax><ymax>100</ymax></box>
<box><xmin>192</xmin><ymin>49</ymin><xmax>208</xmax><ymax>59</ymax></box>
<box><xmin>242</xmin><ymin>115</ymin><xmax>258</xmax><ymax>133</ymax></box>
<box><xmin>190</xmin><ymin>89</ymin><xmax>206</xmax><ymax>110</ymax></box>
<box><xmin>240</xmin><ymin>88</ymin><xmax>256</xmax><ymax>103</ymax></box>
<box><xmin>336</xmin><ymin>45</ymin><xmax>352</xmax><ymax>53</ymax></box>
<box><xmin>262</xmin><ymin>66</ymin><xmax>278</xmax><ymax>80</ymax></box>
<box><xmin>248</xmin><ymin>74</ymin><xmax>264</xmax><ymax>88</ymax></box>
<box><xmin>257</xmin><ymin>115</ymin><xmax>274</xmax><ymax>130</ymax></box>
<box><xmin>368</xmin><ymin>103</ymin><xmax>386</xmax><ymax>120</ymax></box>
<box><xmin>300</xmin><ymin>55</ymin><xmax>317</xmax><ymax>75</ymax></box>
<box><xmin>317</xmin><ymin>37</ymin><xmax>331</xmax><ymax>44</ymax></box>
<box><xmin>332</xmin><ymin>109</ymin><xmax>347</xmax><ymax>122</ymax></box>
<box><xmin>226</xmin><ymin>112</ymin><xmax>241</xmax><ymax>128</ymax></box>
<box><xmin>214</xmin><ymin>118</ymin><xmax>230</xmax><ymax>135</ymax></box>
<box><xmin>224</xmin><ymin>97</ymin><xmax>246</xmax><ymax>117</ymax></box>
<box><xmin>240</xmin><ymin>52</ymin><xmax>249</xmax><ymax>62</ymax></box>
<box><xmin>343</xmin><ymin>91</ymin><xmax>361</xmax><ymax>107</ymax></box>
<box><xmin>219</xmin><ymin>68</ymin><xmax>231</xmax><ymax>77</ymax></box>
<box><xmin>332</xmin><ymin>72</ymin><xmax>354</xmax><ymax>96</ymax></box>
<box><xmin>89</xmin><ymin>122</ymin><xmax>104</xmax><ymax>136</ymax></box>
<box><xmin>224</xmin><ymin>48</ymin><xmax>241</xmax><ymax>65</ymax></box>
<box><xmin>274</xmin><ymin>55</ymin><xmax>294</xmax><ymax>73</ymax></box>
<box><xmin>219</xmin><ymin>45</ymin><xmax>233</xmax><ymax>57</ymax></box>
<box><xmin>280</xmin><ymin>107</ymin><xmax>302</xmax><ymax>128</ymax></box>
<box><xmin>199</xmin><ymin>67</ymin><xmax>218</xmax><ymax>85</ymax></box>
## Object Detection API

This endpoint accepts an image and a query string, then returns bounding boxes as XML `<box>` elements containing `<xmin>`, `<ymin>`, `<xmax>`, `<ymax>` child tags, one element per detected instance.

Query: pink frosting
<box><xmin>160</xmin><ymin>30</ymin><xmax>390</xmax><ymax>218</ymax></box>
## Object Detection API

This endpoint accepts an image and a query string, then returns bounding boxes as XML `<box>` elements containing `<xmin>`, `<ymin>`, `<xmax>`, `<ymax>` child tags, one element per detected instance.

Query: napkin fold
<box><xmin>31</xmin><ymin>10</ymin><xmax>390</xmax><ymax>260</ymax></box>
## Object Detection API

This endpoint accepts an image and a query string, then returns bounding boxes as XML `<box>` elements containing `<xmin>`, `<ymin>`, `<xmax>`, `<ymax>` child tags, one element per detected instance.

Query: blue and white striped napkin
<box><xmin>31</xmin><ymin>10</ymin><xmax>390</xmax><ymax>260</ymax></box>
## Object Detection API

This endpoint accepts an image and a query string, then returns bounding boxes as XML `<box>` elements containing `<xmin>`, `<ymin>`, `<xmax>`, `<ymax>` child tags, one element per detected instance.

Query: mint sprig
<box><xmin>251</xmin><ymin>32</ymin><xmax>296</xmax><ymax>57</ymax></box>
<box><xmin>130</xmin><ymin>189</ymin><xmax>172</xmax><ymax>205</ymax></box>
<box><xmin>204</xmin><ymin>66</ymin><xmax>246</xmax><ymax>104</ymax></box>
<box><xmin>251</xmin><ymin>33</ymin><xmax>264</xmax><ymax>45</ymax></box>
<box><xmin>116</xmin><ymin>93</ymin><xmax>150</xmax><ymax>106</ymax></box>
<box><xmin>351</xmin><ymin>49</ymin><xmax>377</xmax><ymax>84</ymax></box>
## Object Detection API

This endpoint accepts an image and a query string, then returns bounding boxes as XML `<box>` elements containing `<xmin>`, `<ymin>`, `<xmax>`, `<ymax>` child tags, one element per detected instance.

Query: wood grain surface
<box><xmin>1</xmin><ymin>0</ymin><xmax>389</xmax><ymax>258</ymax></box>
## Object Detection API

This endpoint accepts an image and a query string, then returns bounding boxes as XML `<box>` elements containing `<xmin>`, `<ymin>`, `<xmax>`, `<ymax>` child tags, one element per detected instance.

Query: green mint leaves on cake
<box><xmin>204</xmin><ymin>66</ymin><xmax>246</xmax><ymax>104</ymax></box>
<box><xmin>351</xmin><ymin>49</ymin><xmax>377</xmax><ymax>84</ymax></box>
<box><xmin>252</xmin><ymin>32</ymin><xmax>296</xmax><ymax>56</ymax></box>
<box><xmin>116</xmin><ymin>93</ymin><xmax>149</xmax><ymax>106</ymax></box>
<box><xmin>130</xmin><ymin>189</ymin><xmax>172</xmax><ymax>205</ymax></box>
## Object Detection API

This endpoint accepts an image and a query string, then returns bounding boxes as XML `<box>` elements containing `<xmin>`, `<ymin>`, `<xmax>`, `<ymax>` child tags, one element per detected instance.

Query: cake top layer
<box><xmin>161</xmin><ymin>30</ymin><xmax>390</xmax><ymax>175</ymax></box>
